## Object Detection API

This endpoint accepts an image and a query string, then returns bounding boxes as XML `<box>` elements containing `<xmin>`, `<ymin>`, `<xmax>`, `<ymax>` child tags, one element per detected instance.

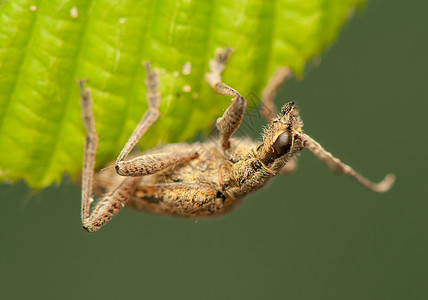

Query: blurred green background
<box><xmin>1</xmin><ymin>0</ymin><xmax>427</xmax><ymax>299</ymax></box>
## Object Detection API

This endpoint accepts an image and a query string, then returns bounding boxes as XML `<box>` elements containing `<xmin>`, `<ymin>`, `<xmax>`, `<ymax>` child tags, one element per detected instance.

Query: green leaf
<box><xmin>0</xmin><ymin>0</ymin><xmax>365</xmax><ymax>188</ymax></box>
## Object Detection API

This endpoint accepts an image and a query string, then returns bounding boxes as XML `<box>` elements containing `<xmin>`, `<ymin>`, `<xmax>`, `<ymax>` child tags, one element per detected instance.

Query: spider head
<box><xmin>256</xmin><ymin>101</ymin><xmax>304</xmax><ymax>170</ymax></box>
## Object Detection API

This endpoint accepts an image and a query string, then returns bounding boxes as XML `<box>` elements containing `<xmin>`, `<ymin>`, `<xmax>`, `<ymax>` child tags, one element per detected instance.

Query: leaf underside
<box><xmin>0</xmin><ymin>0</ymin><xmax>365</xmax><ymax>189</ymax></box>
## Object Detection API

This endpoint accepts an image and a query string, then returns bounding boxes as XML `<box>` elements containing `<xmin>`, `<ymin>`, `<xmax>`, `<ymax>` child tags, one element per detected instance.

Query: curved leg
<box><xmin>79</xmin><ymin>64</ymin><xmax>200</xmax><ymax>232</ymax></box>
<box><xmin>115</xmin><ymin>62</ymin><xmax>161</xmax><ymax>165</ymax></box>
<box><xmin>114</xmin><ymin>62</ymin><xmax>198</xmax><ymax>177</ymax></box>
<box><xmin>82</xmin><ymin>176</ymin><xmax>140</xmax><ymax>233</ymax></box>
<box><xmin>298</xmin><ymin>133</ymin><xmax>395</xmax><ymax>193</ymax></box>
<box><xmin>79</xmin><ymin>80</ymin><xmax>140</xmax><ymax>233</ymax></box>
<box><xmin>205</xmin><ymin>47</ymin><xmax>247</xmax><ymax>150</ymax></box>
<box><xmin>260</xmin><ymin>67</ymin><xmax>293</xmax><ymax>123</ymax></box>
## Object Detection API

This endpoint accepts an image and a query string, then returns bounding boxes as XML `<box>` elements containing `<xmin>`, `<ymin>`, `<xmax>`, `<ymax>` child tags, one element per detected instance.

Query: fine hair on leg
<box><xmin>116</xmin><ymin>62</ymin><xmax>161</xmax><ymax>165</ymax></box>
<box><xmin>298</xmin><ymin>133</ymin><xmax>395</xmax><ymax>193</ymax></box>
<box><xmin>205</xmin><ymin>47</ymin><xmax>247</xmax><ymax>150</ymax></box>
<box><xmin>261</xmin><ymin>67</ymin><xmax>293</xmax><ymax>123</ymax></box>
<box><xmin>79</xmin><ymin>79</ymin><xmax>98</xmax><ymax>224</ymax></box>
<box><xmin>79</xmin><ymin>80</ymin><xmax>140</xmax><ymax>232</ymax></box>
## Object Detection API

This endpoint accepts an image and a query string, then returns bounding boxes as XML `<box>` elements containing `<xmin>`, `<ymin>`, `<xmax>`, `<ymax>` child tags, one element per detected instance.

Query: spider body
<box><xmin>79</xmin><ymin>48</ymin><xmax>394</xmax><ymax>233</ymax></box>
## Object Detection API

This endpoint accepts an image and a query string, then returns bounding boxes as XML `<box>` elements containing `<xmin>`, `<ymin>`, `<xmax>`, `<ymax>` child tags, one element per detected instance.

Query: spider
<box><xmin>79</xmin><ymin>48</ymin><xmax>395</xmax><ymax>233</ymax></box>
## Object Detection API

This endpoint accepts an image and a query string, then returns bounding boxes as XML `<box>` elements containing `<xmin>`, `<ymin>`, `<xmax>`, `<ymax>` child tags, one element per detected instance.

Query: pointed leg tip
<box><xmin>376</xmin><ymin>173</ymin><xmax>396</xmax><ymax>193</ymax></box>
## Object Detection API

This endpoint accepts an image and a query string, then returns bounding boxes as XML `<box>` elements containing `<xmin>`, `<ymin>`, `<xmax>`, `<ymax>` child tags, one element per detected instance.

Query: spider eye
<box><xmin>273</xmin><ymin>131</ymin><xmax>292</xmax><ymax>155</ymax></box>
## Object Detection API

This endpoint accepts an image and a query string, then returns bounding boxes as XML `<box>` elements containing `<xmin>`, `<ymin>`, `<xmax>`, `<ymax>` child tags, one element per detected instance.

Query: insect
<box><xmin>79</xmin><ymin>48</ymin><xmax>395</xmax><ymax>233</ymax></box>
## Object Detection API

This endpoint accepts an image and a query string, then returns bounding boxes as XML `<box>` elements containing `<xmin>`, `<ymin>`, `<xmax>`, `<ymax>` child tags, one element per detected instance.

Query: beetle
<box><xmin>79</xmin><ymin>48</ymin><xmax>394</xmax><ymax>233</ymax></box>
